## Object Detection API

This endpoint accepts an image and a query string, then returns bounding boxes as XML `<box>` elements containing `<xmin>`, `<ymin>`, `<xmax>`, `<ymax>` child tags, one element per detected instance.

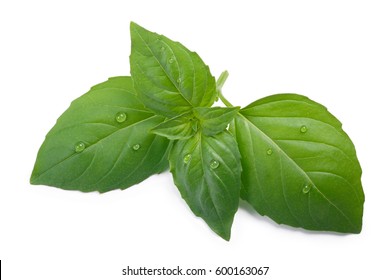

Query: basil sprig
<box><xmin>31</xmin><ymin>23</ymin><xmax>364</xmax><ymax>240</ymax></box>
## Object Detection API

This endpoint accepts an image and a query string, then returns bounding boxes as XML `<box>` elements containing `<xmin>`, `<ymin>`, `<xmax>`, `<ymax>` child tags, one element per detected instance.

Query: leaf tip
<box><xmin>352</xmin><ymin>221</ymin><xmax>363</xmax><ymax>234</ymax></box>
<box><xmin>29</xmin><ymin>177</ymin><xmax>38</xmax><ymax>185</ymax></box>
<box><xmin>210</xmin><ymin>222</ymin><xmax>233</xmax><ymax>241</ymax></box>
<box><xmin>130</xmin><ymin>21</ymin><xmax>139</xmax><ymax>30</ymax></box>
<box><xmin>29</xmin><ymin>170</ymin><xmax>40</xmax><ymax>185</ymax></box>
<box><xmin>219</xmin><ymin>231</ymin><xmax>231</xmax><ymax>241</ymax></box>
<box><xmin>130</xmin><ymin>21</ymin><xmax>147</xmax><ymax>36</ymax></box>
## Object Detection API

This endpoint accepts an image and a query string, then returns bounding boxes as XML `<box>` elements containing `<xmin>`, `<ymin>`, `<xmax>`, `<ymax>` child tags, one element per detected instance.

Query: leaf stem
<box><xmin>219</xmin><ymin>92</ymin><xmax>234</xmax><ymax>107</ymax></box>
<box><xmin>216</xmin><ymin>71</ymin><xmax>234</xmax><ymax>107</ymax></box>
<box><xmin>217</xmin><ymin>70</ymin><xmax>229</xmax><ymax>91</ymax></box>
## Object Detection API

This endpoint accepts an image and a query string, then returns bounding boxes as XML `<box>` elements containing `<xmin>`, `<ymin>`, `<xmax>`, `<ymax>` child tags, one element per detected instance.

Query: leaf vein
<box><xmin>132</xmin><ymin>30</ymin><xmax>192</xmax><ymax>106</ymax></box>
<box><xmin>240</xmin><ymin>114</ymin><xmax>358</xmax><ymax>229</ymax></box>
<box><xmin>35</xmin><ymin>116</ymin><xmax>158</xmax><ymax>179</ymax></box>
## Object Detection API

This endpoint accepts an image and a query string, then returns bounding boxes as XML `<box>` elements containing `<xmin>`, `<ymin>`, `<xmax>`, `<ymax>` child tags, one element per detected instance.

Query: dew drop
<box><xmin>210</xmin><ymin>159</ymin><xmax>219</xmax><ymax>169</ymax></box>
<box><xmin>177</xmin><ymin>77</ymin><xmax>182</xmax><ymax>83</ymax></box>
<box><xmin>74</xmin><ymin>141</ymin><xmax>86</xmax><ymax>153</ymax></box>
<box><xmin>115</xmin><ymin>112</ymin><xmax>127</xmax><ymax>123</ymax></box>
<box><xmin>183</xmin><ymin>154</ymin><xmax>191</xmax><ymax>164</ymax></box>
<box><xmin>302</xmin><ymin>184</ymin><xmax>312</xmax><ymax>194</ymax></box>
<box><xmin>300</xmin><ymin>125</ymin><xmax>308</xmax><ymax>133</ymax></box>
<box><xmin>266</xmin><ymin>148</ymin><xmax>273</xmax><ymax>155</ymax></box>
<box><xmin>168</xmin><ymin>57</ymin><xmax>174</xmax><ymax>64</ymax></box>
<box><xmin>132</xmin><ymin>144</ymin><xmax>140</xmax><ymax>151</ymax></box>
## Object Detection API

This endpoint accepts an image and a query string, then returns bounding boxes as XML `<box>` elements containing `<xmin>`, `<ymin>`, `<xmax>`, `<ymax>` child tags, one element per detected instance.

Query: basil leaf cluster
<box><xmin>31</xmin><ymin>22</ymin><xmax>364</xmax><ymax>240</ymax></box>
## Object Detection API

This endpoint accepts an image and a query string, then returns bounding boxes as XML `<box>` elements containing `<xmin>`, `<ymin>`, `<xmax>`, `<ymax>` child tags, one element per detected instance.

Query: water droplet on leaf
<box><xmin>210</xmin><ymin>160</ymin><xmax>219</xmax><ymax>169</ymax></box>
<box><xmin>266</xmin><ymin>149</ymin><xmax>273</xmax><ymax>155</ymax></box>
<box><xmin>169</xmin><ymin>57</ymin><xmax>174</xmax><ymax>64</ymax></box>
<box><xmin>132</xmin><ymin>144</ymin><xmax>140</xmax><ymax>151</ymax></box>
<box><xmin>302</xmin><ymin>184</ymin><xmax>312</xmax><ymax>194</ymax></box>
<box><xmin>177</xmin><ymin>77</ymin><xmax>181</xmax><ymax>83</ymax></box>
<box><xmin>74</xmin><ymin>142</ymin><xmax>85</xmax><ymax>153</ymax></box>
<box><xmin>115</xmin><ymin>112</ymin><xmax>127</xmax><ymax>123</ymax></box>
<box><xmin>183</xmin><ymin>154</ymin><xmax>191</xmax><ymax>164</ymax></box>
<box><xmin>300</xmin><ymin>125</ymin><xmax>308</xmax><ymax>133</ymax></box>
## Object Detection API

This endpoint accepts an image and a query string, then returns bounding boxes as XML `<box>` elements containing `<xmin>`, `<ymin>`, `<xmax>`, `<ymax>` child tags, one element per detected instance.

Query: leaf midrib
<box><xmin>132</xmin><ymin>28</ymin><xmax>193</xmax><ymax>107</ymax></box>
<box><xmin>32</xmin><ymin>115</ymin><xmax>160</xmax><ymax>180</ymax></box>
<box><xmin>198</xmin><ymin>133</ymin><xmax>229</xmax><ymax>236</ymax></box>
<box><xmin>238</xmin><ymin>113</ymin><xmax>358</xmax><ymax>230</ymax></box>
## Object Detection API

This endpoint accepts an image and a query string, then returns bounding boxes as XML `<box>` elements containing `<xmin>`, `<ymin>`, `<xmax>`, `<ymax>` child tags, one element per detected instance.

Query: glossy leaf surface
<box><xmin>233</xmin><ymin>94</ymin><xmax>364</xmax><ymax>233</ymax></box>
<box><xmin>31</xmin><ymin>77</ymin><xmax>171</xmax><ymax>193</ymax></box>
<box><xmin>130</xmin><ymin>22</ymin><xmax>216</xmax><ymax>117</ymax></box>
<box><xmin>169</xmin><ymin>131</ymin><xmax>241</xmax><ymax>240</ymax></box>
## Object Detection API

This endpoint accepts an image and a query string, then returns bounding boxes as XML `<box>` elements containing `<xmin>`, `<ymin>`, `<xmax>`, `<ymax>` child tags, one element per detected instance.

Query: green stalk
<box><xmin>216</xmin><ymin>71</ymin><xmax>234</xmax><ymax>107</ymax></box>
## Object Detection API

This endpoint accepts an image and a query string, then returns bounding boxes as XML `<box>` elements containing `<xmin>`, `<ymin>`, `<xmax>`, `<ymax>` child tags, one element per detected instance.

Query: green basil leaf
<box><xmin>30</xmin><ymin>76</ymin><xmax>172</xmax><ymax>193</ymax></box>
<box><xmin>169</xmin><ymin>131</ymin><xmax>242</xmax><ymax>240</ymax></box>
<box><xmin>193</xmin><ymin>106</ymin><xmax>240</xmax><ymax>136</ymax></box>
<box><xmin>233</xmin><ymin>94</ymin><xmax>364</xmax><ymax>233</ymax></box>
<box><xmin>151</xmin><ymin>112</ymin><xmax>196</xmax><ymax>140</ymax></box>
<box><xmin>130</xmin><ymin>22</ymin><xmax>216</xmax><ymax>117</ymax></box>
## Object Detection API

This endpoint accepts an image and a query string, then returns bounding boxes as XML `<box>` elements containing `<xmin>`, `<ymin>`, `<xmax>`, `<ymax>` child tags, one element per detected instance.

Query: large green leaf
<box><xmin>130</xmin><ymin>22</ymin><xmax>216</xmax><ymax>117</ymax></box>
<box><xmin>169</xmin><ymin>131</ymin><xmax>242</xmax><ymax>240</ymax></box>
<box><xmin>232</xmin><ymin>94</ymin><xmax>364</xmax><ymax>233</ymax></box>
<box><xmin>31</xmin><ymin>77</ymin><xmax>172</xmax><ymax>193</ymax></box>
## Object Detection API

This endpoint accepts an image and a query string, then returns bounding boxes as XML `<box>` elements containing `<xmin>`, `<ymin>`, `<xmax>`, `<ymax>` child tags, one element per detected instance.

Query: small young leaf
<box><xmin>232</xmin><ymin>94</ymin><xmax>364</xmax><ymax>233</ymax></box>
<box><xmin>130</xmin><ymin>22</ymin><xmax>216</xmax><ymax>117</ymax></box>
<box><xmin>151</xmin><ymin>112</ymin><xmax>196</xmax><ymax>140</ymax></box>
<box><xmin>169</xmin><ymin>131</ymin><xmax>242</xmax><ymax>240</ymax></box>
<box><xmin>193</xmin><ymin>106</ymin><xmax>240</xmax><ymax>136</ymax></box>
<box><xmin>31</xmin><ymin>77</ymin><xmax>172</xmax><ymax>193</ymax></box>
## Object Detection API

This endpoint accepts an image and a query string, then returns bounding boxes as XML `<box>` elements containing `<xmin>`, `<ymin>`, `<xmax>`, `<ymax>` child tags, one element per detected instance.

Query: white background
<box><xmin>1</xmin><ymin>0</ymin><xmax>389</xmax><ymax>279</ymax></box>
